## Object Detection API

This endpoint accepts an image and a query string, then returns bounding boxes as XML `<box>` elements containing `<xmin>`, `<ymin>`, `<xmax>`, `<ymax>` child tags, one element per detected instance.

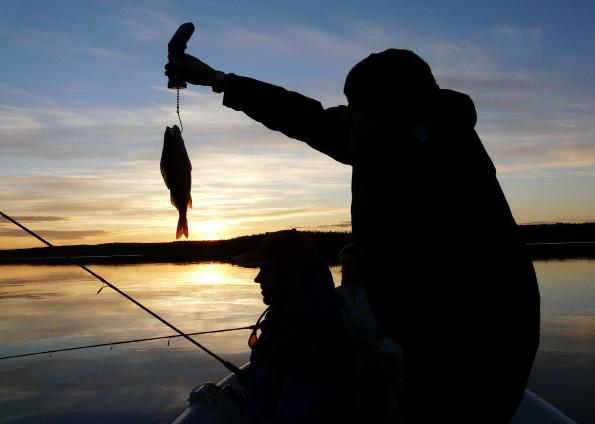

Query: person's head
<box><xmin>339</xmin><ymin>243</ymin><xmax>362</xmax><ymax>286</ymax></box>
<box><xmin>344</xmin><ymin>49</ymin><xmax>439</xmax><ymax>147</ymax></box>
<box><xmin>234</xmin><ymin>229</ymin><xmax>322</xmax><ymax>305</ymax></box>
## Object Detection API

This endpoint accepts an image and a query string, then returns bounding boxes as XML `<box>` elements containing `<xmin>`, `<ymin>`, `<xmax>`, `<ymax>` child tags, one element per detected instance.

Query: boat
<box><xmin>172</xmin><ymin>363</ymin><xmax>577</xmax><ymax>424</ymax></box>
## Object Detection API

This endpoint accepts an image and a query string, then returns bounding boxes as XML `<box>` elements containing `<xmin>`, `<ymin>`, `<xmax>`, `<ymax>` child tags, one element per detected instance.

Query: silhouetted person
<box><xmin>167</xmin><ymin>48</ymin><xmax>540</xmax><ymax>423</ymax></box>
<box><xmin>337</xmin><ymin>243</ymin><xmax>375</xmax><ymax>341</ymax></box>
<box><xmin>234</xmin><ymin>230</ymin><xmax>360</xmax><ymax>424</ymax></box>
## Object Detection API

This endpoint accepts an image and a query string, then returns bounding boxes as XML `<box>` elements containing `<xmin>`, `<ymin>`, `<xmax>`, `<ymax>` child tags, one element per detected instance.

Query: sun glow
<box><xmin>190</xmin><ymin>219</ymin><xmax>229</xmax><ymax>241</ymax></box>
<box><xmin>186</xmin><ymin>263</ymin><xmax>230</xmax><ymax>285</ymax></box>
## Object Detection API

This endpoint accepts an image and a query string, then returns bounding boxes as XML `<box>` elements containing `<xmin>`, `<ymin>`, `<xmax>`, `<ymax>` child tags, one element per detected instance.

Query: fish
<box><xmin>160</xmin><ymin>125</ymin><xmax>192</xmax><ymax>239</ymax></box>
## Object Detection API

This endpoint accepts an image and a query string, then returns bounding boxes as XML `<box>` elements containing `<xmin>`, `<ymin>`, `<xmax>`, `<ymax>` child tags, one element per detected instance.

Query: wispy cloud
<box><xmin>5</xmin><ymin>216</ymin><xmax>69</xmax><ymax>223</ymax></box>
<box><xmin>82</xmin><ymin>47</ymin><xmax>130</xmax><ymax>61</ymax></box>
<box><xmin>116</xmin><ymin>4</ymin><xmax>178</xmax><ymax>41</ymax></box>
<box><xmin>298</xmin><ymin>221</ymin><xmax>352</xmax><ymax>231</ymax></box>
<box><xmin>0</xmin><ymin>27</ymin><xmax>130</xmax><ymax>62</ymax></box>
<box><xmin>0</xmin><ymin>228</ymin><xmax>110</xmax><ymax>240</ymax></box>
<box><xmin>491</xmin><ymin>23</ymin><xmax>542</xmax><ymax>54</ymax></box>
<box><xmin>0</xmin><ymin>83</ymin><xmax>34</xmax><ymax>97</ymax></box>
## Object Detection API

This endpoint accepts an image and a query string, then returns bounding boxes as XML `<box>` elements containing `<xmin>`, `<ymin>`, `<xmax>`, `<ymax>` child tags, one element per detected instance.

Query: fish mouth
<box><xmin>166</xmin><ymin>125</ymin><xmax>180</xmax><ymax>136</ymax></box>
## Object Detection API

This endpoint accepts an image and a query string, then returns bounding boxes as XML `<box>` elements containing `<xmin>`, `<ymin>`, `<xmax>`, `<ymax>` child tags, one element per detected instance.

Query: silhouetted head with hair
<box><xmin>345</xmin><ymin>49</ymin><xmax>439</xmax><ymax>139</ymax></box>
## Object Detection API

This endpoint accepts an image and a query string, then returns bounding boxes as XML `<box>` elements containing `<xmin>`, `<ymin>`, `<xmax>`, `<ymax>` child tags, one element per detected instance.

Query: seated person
<box><xmin>234</xmin><ymin>230</ymin><xmax>360</xmax><ymax>424</ymax></box>
<box><xmin>337</xmin><ymin>243</ymin><xmax>377</xmax><ymax>344</ymax></box>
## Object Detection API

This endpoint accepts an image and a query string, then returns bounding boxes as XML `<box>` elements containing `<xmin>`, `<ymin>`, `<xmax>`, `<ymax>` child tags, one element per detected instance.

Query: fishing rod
<box><xmin>0</xmin><ymin>211</ymin><xmax>244</xmax><ymax>377</ymax></box>
<box><xmin>0</xmin><ymin>325</ymin><xmax>254</xmax><ymax>361</ymax></box>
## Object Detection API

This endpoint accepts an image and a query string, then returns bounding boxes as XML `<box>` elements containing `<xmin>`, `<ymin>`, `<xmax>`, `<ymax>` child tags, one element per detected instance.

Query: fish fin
<box><xmin>170</xmin><ymin>193</ymin><xmax>177</xmax><ymax>208</ymax></box>
<box><xmin>176</xmin><ymin>214</ymin><xmax>188</xmax><ymax>239</ymax></box>
<box><xmin>188</xmin><ymin>195</ymin><xmax>192</xmax><ymax>209</ymax></box>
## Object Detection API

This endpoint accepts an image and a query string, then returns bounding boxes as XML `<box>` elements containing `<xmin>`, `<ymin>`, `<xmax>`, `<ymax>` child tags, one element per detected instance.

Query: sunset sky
<box><xmin>1</xmin><ymin>0</ymin><xmax>595</xmax><ymax>249</ymax></box>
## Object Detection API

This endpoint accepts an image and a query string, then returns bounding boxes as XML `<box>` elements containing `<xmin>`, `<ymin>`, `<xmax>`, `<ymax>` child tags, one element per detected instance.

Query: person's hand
<box><xmin>165</xmin><ymin>53</ymin><xmax>219</xmax><ymax>87</ymax></box>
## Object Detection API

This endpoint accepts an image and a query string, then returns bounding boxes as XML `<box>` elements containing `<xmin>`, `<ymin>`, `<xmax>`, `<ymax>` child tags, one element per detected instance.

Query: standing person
<box><xmin>166</xmin><ymin>47</ymin><xmax>540</xmax><ymax>423</ymax></box>
<box><xmin>234</xmin><ymin>229</ymin><xmax>360</xmax><ymax>424</ymax></box>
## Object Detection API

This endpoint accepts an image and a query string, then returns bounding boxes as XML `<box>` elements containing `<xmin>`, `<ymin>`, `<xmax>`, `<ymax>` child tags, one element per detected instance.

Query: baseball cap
<box><xmin>233</xmin><ymin>229</ymin><xmax>320</xmax><ymax>269</ymax></box>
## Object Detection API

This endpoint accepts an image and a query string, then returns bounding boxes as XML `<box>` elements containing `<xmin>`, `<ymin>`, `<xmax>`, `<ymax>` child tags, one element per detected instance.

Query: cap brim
<box><xmin>232</xmin><ymin>254</ymin><xmax>271</xmax><ymax>268</ymax></box>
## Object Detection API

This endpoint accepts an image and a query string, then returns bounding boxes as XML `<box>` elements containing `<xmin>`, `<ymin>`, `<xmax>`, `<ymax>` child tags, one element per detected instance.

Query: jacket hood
<box><xmin>434</xmin><ymin>89</ymin><xmax>478</xmax><ymax>129</ymax></box>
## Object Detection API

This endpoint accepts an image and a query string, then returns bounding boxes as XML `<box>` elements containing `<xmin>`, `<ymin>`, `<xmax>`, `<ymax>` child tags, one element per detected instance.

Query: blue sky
<box><xmin>1</xmin><ymin>0</ymin><xmax>595</xmax><ymax>248</ymax></box>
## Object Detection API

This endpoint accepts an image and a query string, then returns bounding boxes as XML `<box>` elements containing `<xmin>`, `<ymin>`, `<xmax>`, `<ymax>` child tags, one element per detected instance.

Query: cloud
<box><xmin>208</xmin><ymin>206</ymin><xmax>348</xmax><ymax>224</ymax></box>
<box><xmin>0</xmin><ymin>106</ymin><xmax>45</xmax><ymax>137</ymax></box>
<box><xmin>82</xmin><ymin>47</ymin><xmax>129</xmax><ymax>61</ymax></box>
<box><xmin>0</xmin><ymin>90</ymin><xmax>271</xmax><ymax>164</ymax></box>
<box><xmin>0</xmin><ymin>228</ymin><xmax>110</xmax><ymax>240</ymax></box>
<box><xmin>492</xmin><ymin>23</ymin><xmax>542</xmax><ymax>53</ymax></box>
<box><xmin>3</xmin><ymin>216</ymin><xmax>69</xmax><ymax>223</ymax></box>
<box><xmin>438</xmin><ymin>75</ymin><xmax>541</xmax><ymax>99</ymax></box>
<box><xmin>0</xmin><ymin>83</ymin><xmax>34</xmax><ymax>97</ymax></box>
<box><xmin>0</xmin><ymin>26</ymin><xmax>130</xmax><ymax>62</ymax></box>
<box><xmin>116</xmin><ymin>4</ymin><xmax>178</xmax><ymax>41</ymax></box>
<box><xmin>0</xmin><ymin>27</ymin><xmax>64</xmax><ymax>54</ymax></box>
<box><xmin>298</xmin><ymin>221</ymin><xmax>352</xmax><ymax>231</ymax></box>
<box><xmin>0</xmin><ymin>292</ymin><xmax>61</xmax><ymax>300</ymax></box>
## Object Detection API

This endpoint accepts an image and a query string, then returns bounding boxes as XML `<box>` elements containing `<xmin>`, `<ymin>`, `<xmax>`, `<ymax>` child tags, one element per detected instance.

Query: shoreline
<box><xmin>2</xmin><ymin>240</ymin><xmax>595</xmax><ymax>265</ymax></box>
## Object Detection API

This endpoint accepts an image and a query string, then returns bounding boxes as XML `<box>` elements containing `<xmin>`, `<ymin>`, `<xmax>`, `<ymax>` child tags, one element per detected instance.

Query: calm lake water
<box><xmin>1</xmin><ymin>260</ymin><xmax>594</xmax><ymax>423</ymax></box>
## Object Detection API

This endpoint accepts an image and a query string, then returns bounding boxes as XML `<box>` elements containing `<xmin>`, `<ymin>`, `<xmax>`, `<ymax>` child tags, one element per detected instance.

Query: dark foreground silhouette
<box><xmin>165</xmin><ymin>46</ymin><xmax>542</xmax><ymax>422</ymax></box>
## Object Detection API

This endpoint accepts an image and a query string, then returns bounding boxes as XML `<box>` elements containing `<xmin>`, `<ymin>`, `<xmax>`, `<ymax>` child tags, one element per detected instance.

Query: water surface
<box><xmin>0</xmin><ymin>261</ymin><xmax>593</xmax><ymax>423</ymax></box>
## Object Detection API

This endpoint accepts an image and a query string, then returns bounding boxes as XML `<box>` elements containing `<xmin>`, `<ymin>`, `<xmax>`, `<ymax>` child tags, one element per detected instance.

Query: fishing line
<box><xmin>176</xmin><ymin>88</ymin><xmax>183</xmax><ymax>132</ymax></box>
<box><xmin>0</xmin><ymin>325</ymin><xmax>255</xmax><ymax>361</ymax></box>
<box><xmin>0</xmin><ymin>211</ymin><xmax>243</xmax><ymax>377</ymax></box>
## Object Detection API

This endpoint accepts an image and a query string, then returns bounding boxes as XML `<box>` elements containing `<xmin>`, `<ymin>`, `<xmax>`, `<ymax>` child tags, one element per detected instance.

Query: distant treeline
<box><xmin>521</xmin><ymin>222</ymin><xmax>595</xmax><ymax>259</ymax></box>
<box><xmin>1</xmin><ymin>223</ymin><xmax>595</xmax><ymax>265</ymax></box>
<box><xmin>0</xmin><ymin>232</ymin><xmax>353</xmax><ymax>265</ymax></box>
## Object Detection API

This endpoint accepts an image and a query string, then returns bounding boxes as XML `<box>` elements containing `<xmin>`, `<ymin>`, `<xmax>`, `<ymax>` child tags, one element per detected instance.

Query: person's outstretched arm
<box><xmin>166</xmin><ymin>54</ymin><xmax>353</xmax><ymax>164</ymax></box>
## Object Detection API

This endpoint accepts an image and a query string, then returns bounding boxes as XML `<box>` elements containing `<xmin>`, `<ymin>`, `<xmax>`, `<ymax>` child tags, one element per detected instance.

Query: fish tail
<box><xmin>176</xmin><ymin>213</ymin><xmax>188</xmax><ymax>239</ymax></box>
